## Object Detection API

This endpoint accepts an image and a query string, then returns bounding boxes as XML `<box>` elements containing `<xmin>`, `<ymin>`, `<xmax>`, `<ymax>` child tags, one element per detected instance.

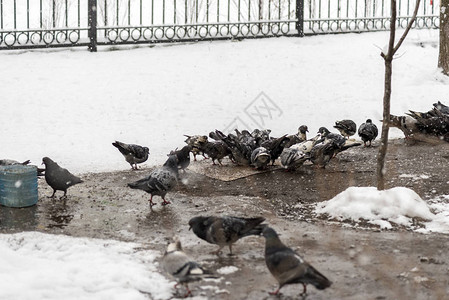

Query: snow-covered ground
<box><xmin>1</xmin><ymin>29</ymin><xmax>449</xmax><ymax>299</ymax></box>
<box><xmin>0</xmin><ymin>232</ymin><xmax>173</xmax><ymax>300</ymax></box>
<box><xmin>1</xmin><ymin>29</ymin><xmax>446</xmax><ymax>173</ymax></box>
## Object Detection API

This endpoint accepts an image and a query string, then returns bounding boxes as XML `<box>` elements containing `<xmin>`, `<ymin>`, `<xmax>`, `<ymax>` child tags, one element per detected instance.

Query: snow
<box><xmin>315</xmin><ymin>187</ymin><xmax>449</xmax><ymax>234</ymax></box>
<box><xmin>1</xmin><ymin>29</ymin><xmax>447</xmax><ymax>174</ymax></box>
<box><xmin>216</xmin><ymin>266</ymin><xmax>239</xmax><ymax>275</ymax></box>
<box><xmin>0</xmin><ymin>231</ymin><xmax>173</xmax><ymax>300</ymax></box>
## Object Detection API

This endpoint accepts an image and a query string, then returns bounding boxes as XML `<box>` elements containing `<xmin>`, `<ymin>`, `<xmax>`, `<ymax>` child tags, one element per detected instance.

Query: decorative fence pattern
<box><xmin>0</xmin><ymin>0</ymin><xmax>440</xmax><ymax>50</ymax></box>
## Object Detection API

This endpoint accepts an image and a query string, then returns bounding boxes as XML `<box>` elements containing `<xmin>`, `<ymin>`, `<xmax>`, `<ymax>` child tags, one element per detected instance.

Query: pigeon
<box><xmin>188</xmin><ymin>215</ymin><xmax>266</xmax><ymax>256</ymax></box>
<box><xmin>184</xmin><ymin>135</ymin><xmax>208</xmax><ymax>161</ymax></box>
<box><xmin>317</xmin><ymin>127</ymin><xmax>346</xmax><ymax>148</ymax></box>
<box><xmin>284</xmin><ymin>125</ymin><xmax>309</xmax><ymax>148</ymax></box>
<box><xmin>162</xmin><ymin>236</ymin><xmax>215</xmax><ymax>297</ymax></box>
<box><xmin>262</xmin><ymin>227</ymin><xmax>332</xmax><ymax>296</ymax></box>
<box><xmin>260</xmin><ymin>134</ymin><xmax>290</xmax><ymax>165</ymax></box>
<box><xmin>433</xmin><ymin>101</ymin><xmax>449</xmax><ymax>115</ymax></box>
<box><xmin>112</xmin><ymin>141</ymin><xmax>149</xmax><ymax>170</ymax></box>
<box><xmin>387</xmin><ymin>114</ymin><xmax>419</xmax><ymax>138</ymax></box>
<box><xmin>169</xmin><ymin>145</ymin><xmax>191</xmax><ymax>172</ymax></box>
<box><xmin>202</xmin><ymin>140</ymin><xmax>232</xmax><ymax>165</ymax></box>
<box><xmin>358</xmin><ymin>119</ymin><xmax>378</xmax><ymax>146</ymax></box>
<box><xmin>213</xmin><ymin>130</ymin><xmax>253</xmax><ymax>166</ymax></box>
<box><xmin>127</xmin><ymin>155</ymin><xmax>178</xmax><ymax>207</ymax></box>
<box><xmin>280</xmin><ymin>148</ymin><xmax>308</xmax><ymax>171</ymax></box>
<box><xmin>309</xmin><ymin>142</ymin><xmax>337</xmax><ymax>168</ymax></box>
<box><xmin>0</xmin><ymin>159</ymin><xmax>31</xmax><ymax>166</ymax></box>
<box><xmin>406</xmin><ymin>109</ymin><xmax>449</xmax><ymax>141</ymax></box>
<box><xmin>251</xmin><ymin>147</ymin><xmax>271</xmax><ymax>170</ymax></box>
<box><xmin>334</xmin><ymin>119</ymin><xmax>357</xmax><ymax>139</ymax></box>
<box><xmin>42</xmin><ymin>157</ymin><xmax>83</xmax><ymax>199</ymax></box>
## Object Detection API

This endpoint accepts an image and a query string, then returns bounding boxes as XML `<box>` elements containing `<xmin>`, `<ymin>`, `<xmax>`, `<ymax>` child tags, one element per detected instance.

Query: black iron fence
<box><xmin>0</xmin><ymin>0</ymin><xmax>440</xmax><ymax>50</ymax></box>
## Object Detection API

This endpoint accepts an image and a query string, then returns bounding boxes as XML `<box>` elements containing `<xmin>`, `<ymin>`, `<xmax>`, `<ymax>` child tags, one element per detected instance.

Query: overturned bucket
<box><xmin>0</xmin><ymin>165</ymin><xmax>38</xmax><ymax>207</ymax></box>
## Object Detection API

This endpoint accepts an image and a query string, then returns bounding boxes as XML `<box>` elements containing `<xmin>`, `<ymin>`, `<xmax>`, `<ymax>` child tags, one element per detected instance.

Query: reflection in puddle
<box><xmin>0</xmin><ymin>205</ymin><xmax>38</xmax><ymax>231</ymax></box>
<box><xmin>46</xmin><ymin>202</ymin><xmax>74</xmax><ymax>229</ymax></box>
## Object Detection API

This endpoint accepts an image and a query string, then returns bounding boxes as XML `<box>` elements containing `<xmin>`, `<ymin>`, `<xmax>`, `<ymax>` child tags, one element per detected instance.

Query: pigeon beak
<box><xmin>188</xmin><ymin>226</ymin><xmax>192</xmax><ymax>231</ymax></box>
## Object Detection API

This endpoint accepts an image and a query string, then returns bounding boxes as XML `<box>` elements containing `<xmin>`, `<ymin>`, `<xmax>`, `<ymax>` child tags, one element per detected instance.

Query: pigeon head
<box><xmin>366</xmin><ymin>119</ymin><xmax>373</xmax><ymax>124</ymax></box>
<box><xmin>317</xmin><ymin>127</ymin><xmax>330</xmax><ymax>136</ymax></box>
<box><xmin>298</xmin><ymin>125</ymin><xmax>309</xmax><ymax>134</ymax></box>
<box><xmin>42</xmin><ymin>157</ymin><xmax>55</xmax><ymax>166</ymax></box>
<box><xmin>166</xmin><ymin>236</ymin><xmax>183</xmax><ymax>253</ymax></box>
<box><xmin>262</xmin><ymin>227</ymin><xmax>279</xmax><ymax>239</ymax></box>
<box><xmin>188</xmin><ymin>216</ymin><xmax>207</xmax><ymax>230</ymax></box>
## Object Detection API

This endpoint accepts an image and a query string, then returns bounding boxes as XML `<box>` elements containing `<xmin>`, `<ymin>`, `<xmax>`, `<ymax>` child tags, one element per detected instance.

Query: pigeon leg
<box><xmin>211</xmin><ymin>246</ymin><xmax>224</xmax><ymax>256</ymax></box>
<box><xmin>268</xmin><ymin>287</ymin><xmax>282</xmax><ymax>295</ymax></box>
<box><xmin>183</xmin><ymin>284</ymin><xmax>192</xmax><ymax>298</ymax></box>
<box><xmin>211</xmin><ymin>159</ymin><xmax>217</xmax><ymax>165</ymax></box>
<box><xmin>161</xmin><ymin>197</ymin><xmax>171</xmax><ymax>206</ymax></box>
<box><xmin>60</xmin><ymin>190</ymin><xmax>68</xmax><ymax>200</ymax></box>
<box><xmin>227</xmin><ymin>244</ymin><xmax>235</xmax><ymax>256</ymax></box>
<box><xmin>300</xmin><ymin>283</ymin><xmax>308</xmax><ymax>296</ymax></box>
<box><xmin>48</xmin><ymin>189</ymin><xmax>56</xmax><ymax>198</ymax></box>
<box><xmin>148</xmin><ymin>195</ymin><xmax>157</xmax><ymax>207</ymax></box>
<box><xmin>193</xmin><ymin>154</ymin><xmax>197</xmax><ymax>161</ymax></box>
<box><xmin>218</xmin><ymin>159</ymin><xmax>223</xmax><ymax>166</ymax></box>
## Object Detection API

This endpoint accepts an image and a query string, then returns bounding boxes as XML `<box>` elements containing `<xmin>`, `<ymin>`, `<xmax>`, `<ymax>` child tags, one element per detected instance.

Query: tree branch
<box><xmin>392</xmin><ymin>0</ymin><xmax>422</xmax><ymax>55</ymax></box>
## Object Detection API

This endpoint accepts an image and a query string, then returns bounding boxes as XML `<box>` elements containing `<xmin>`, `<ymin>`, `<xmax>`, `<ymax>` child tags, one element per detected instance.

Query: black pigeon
<box><xmin>263</xmin><ymin>227</ymin><xmax>332</xmax><ymax>296</ymax></box>
<box><xmin>42</xmin><ymin>157</ymin><xmax>83</xmax><ymax>199</ymax></box>
<box><xmin>284</xmin><ymin>125</ymin><xmax>309</xmax><ymax>148</ymax></box>
<box><xmin>162</xmin><ymin>236</ymin><xmax>215</xmax><ymax>297</ymax></box>
<box><xmin>189</xmin><ymin>215</ymin><xmax>266</xmax><ymax>256</ymax></box>
<box><xmin>334</xmin><ymin>119</ymin><xmax>357</xmax><ymax>139</ymax></box>
<box><xmin>127</xmin><ymin>155</ymin><xmax>178</xmax><ymax>207</ymax></box>
<box><xmin>202</xmin><ymin>140</ymin><xmax>232</xmax><ymax>165</ymax></box>
<box><xmin>112</xmin><ymin>141</ymin><xmax>149</xmax><ymax>170</ymax></box>
<box><xmin>251</xmin><ymin>147</ymin><xmax>271</xmax><ymax>170</ymax></box>
<box><xmin>358</xmin><ymin>119</ymin><xmax>378</xmax><ymax>146</ymax></box>
<box><xmin>260</xmin><ymin>134</ymin><xmax>290</xmax><ymax>165</ymax></box>
<box><xmin>169</xmin><ymin>145</ymin><xmax>191</xmax><ymax>172</ymax></box>
<box><xmin>184</xmin><ymin>135</ymin><xmax>208</xmax><ymax>161</ymax></box>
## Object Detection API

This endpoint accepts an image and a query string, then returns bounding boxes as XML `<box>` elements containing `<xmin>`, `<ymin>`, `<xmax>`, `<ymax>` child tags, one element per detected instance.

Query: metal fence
<box><xmin>0</xmin><ymin>0</ymin><xmax>440</xmax><ymax>50</ymax></box>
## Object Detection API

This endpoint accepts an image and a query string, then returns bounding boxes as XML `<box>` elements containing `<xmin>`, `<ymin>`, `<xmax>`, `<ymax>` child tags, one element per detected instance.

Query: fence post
<box><xmin>295</xmin><ymin>0</ymin><xmax>304</xmax><ymax>36</ymax></box>
<box><xmin>88</xmin><ymin>0</ymin><xmax>97</xmax><ymax>52</ymax></box>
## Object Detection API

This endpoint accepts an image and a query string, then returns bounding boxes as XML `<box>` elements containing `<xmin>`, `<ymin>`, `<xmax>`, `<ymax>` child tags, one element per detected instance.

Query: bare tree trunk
<box><xmin>376</xmin><ymin>0</ymin><xmax>421</xmax><ymax>190</ymax></box>
<box><xmin>439</xmin><ymin>0</ymin><xmax>449</xmax><ymax>75</ymax></box>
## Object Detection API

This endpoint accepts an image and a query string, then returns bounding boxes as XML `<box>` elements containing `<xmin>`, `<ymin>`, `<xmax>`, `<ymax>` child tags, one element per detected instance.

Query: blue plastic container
<box><xmin>0</xmin><ymin>165</ymin><xmax>38</xmax><ymax>207</ymax></box>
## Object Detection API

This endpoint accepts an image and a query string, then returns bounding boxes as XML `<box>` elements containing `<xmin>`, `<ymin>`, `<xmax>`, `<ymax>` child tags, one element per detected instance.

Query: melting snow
<box><xmin>216</xmin><ymin>266</ymin><xmax>239</xmax><ymax>275</ymax></box>
<box><xmin>0</xmin><ymin>232</ymin><xmax>173</xmax><ymax>300</ymax></box>
<box><xmin>315</xmin><ymin>187</ymin><xmax>449</xmax><ymax>234</ymax></box>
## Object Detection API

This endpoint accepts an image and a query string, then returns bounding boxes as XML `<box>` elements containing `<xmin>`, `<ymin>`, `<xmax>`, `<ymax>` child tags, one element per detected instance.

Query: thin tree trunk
<box><xmin>439</xmin><ymin>0</ymin><xmax>449</xmax><ymax>75</ymax></box>
<box><xmin>376</xmin><ymin>0</ymin><xmax>421</xmax><ymax>190</ymax></box>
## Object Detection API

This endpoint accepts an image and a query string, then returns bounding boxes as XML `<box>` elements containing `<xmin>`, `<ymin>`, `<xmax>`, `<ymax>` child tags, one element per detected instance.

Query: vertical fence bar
<box><xmin>116</xmin><ymin>0</ymin><xmax>119</xmax><ymax>26</ymax></box>
<box><xmin>185</xmin><ymin>0</ymin><xmax>187</xmax><ymax>23</ymax></box>
<box><xmin>248</xmin><ymin>0</ymin><xmax>251</xmax><ymax>21</ymax></box>
<box><xmin>279</xmin><ymin>0</ymin><xmax>281</xmax><ymax>19</ymax></box>
<box><xmin>151</xmin><ymin>0</ymin><xmax>154</xmax><ymax>24</ymax></box>
<box><xmin>78</xmin><ymin>0</ymin><xmax>80</xmax><ymax>27</ymax></box>
<box><xmin>40</xmin><ymin>0</ymin><xmax>42</xmax><ymax>28</ymax></box>
<box><xmin>206</xmin><ymin>0</ymin><xmax>209</xmax><ymax>22</ymax></box>
<box><xmin>104</xmin><ymin>0</ymin><xmax>107</xmax><ymax>26</ymax></box>
<box><xmin>163</xmin><ymin>0</ymin><xmax>165</xmax><ymax>24</ymax></box>
<box><xmin>52</xmin><ymin>0</ymin><xmax>55</xmax><ymax>28</ymax></box>
<box><xmin>1</xmin><ymin>0</ymin><xmax>3</xmax><ymax>29</ymax></box>
<box><xmin>217</xmin><ymin>0</ymin><xmax>220</xmax><ymax>22</ymax></box>
<box><xmin>14</xmin><ymin>0</ymin><xmax>16</xmax><ymax>29</ymax></box>
<box><xmin>65</xmin><ymin>0</ymin><xmax>68</xmax><ymax>27</ymax></box>
<box><xmin>27</xmin><ymin>0</ymin><xmax>29</xmax><ymax>28</ymax></box>
<box><xmin>88</xmin><ymin>0</ymin><xmax>97</xmax><ymax>52</ymax></box>
<box><xmin>296</xmin><ymin>0</ymin><xmax>303</xmax><ymax>35</ymax></box>
<box><xmin>268</xmin><ymin>0</ymin><xmax>271</xmax><ymax>20</ymax></box>
<box><xmin>128</xmin><ymin>0</ymin><xmax>131</xmax><ymax>25</ymax></box>
<box><xmin>174</xmin><ymin>0</ymin><xmax>177</xmax><ymax>23</ymax></box>
<box><xmin>140</xmin><ymin>0</ymin><xmax>143</xmax><ymax>25</ymax></box>
<box><xmin>196</xmin><ymin>0</ymin><xmax>199</xmax><ymax>23</ymax></box>
<box><xmin>228</xmin><ymin>0</ymin><xmax>230</xmax><ymax>22</ymax></box>
<box><xmin>238</xmin><ymin>0</ymin><xmax>241</xmax><ymax>22</ymax></box>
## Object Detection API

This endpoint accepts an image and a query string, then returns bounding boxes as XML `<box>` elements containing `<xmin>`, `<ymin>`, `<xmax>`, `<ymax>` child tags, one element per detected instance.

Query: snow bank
<box><xmin>315</xmin><ymin>187</ymin><xmax>436</xmax><ymax>229</ymax></box>
<box><xmin>0</xmin><ymin>232</ymin><xmax>172</xmax><ymax>300</ymax></box>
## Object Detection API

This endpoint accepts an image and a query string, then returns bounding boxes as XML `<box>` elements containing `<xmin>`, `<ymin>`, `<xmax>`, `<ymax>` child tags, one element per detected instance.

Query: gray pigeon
<box><xmin>188</xmin><ymin>215</ymin><xmax>266</xmax><ymax>256</ymax></box>
<box><xmin>263</xmin><ymin>227</ymin><xmax>332</xmax><ymax>296</ymax></box>
<box><xmin>251</xmin><ymin>147</ymin><xmax>271</xmax><ymax>170</ymax></box>
<box><xmin>280</xmin><ymin>148</ymin><xmax>308</xmax><ymax>171</ymax></box>
<box><xmin>169</xmin><ymin>145</ymin><xmax>191</xmax><ymax>172</ymax></box>
<box><xmin>127</xmin><ymin>155</ymin><xmax>178</xmax><ymax>207</ymax></box>
<box><xmin>0</xmin><ymin>159</ymin><xmax>30</xmax><ymax>166</ymax></box>
<box><xmin>334</xmin><ymin>119</ymin><xmax>357</xmax><ymax>139</ymax></box>
<box><xmin>112</xmin><ymin>141</ymin><xmax>149</xmax><ymax>170</ymax></box>
<box><xmin>162</xmin><ymin>236</ymin><xmax>215</xmax><ymax>297</ymax></box>
<box><xmin>358</xmin><ymin>119</ymin><xmax>378</xmax><ymax>146</ymax></box>
<box><xmin>42</xmin><ymin>157</ymin><xmax>83</xmax><ymax>199</ymax></box>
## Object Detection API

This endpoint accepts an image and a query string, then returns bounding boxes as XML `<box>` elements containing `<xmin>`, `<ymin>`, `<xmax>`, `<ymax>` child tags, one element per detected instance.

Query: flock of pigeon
<box><xmin>1</xmin><ymin>100</ymin><xmax>447</xmax><ymax>297</ymax></box>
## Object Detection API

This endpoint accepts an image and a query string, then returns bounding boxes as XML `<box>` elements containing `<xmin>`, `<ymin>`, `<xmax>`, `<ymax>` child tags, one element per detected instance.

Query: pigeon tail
<box><xmin>306</xmin><ymin>266</ymin><xmax>333</xmax><ymax>290</ymax></box>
